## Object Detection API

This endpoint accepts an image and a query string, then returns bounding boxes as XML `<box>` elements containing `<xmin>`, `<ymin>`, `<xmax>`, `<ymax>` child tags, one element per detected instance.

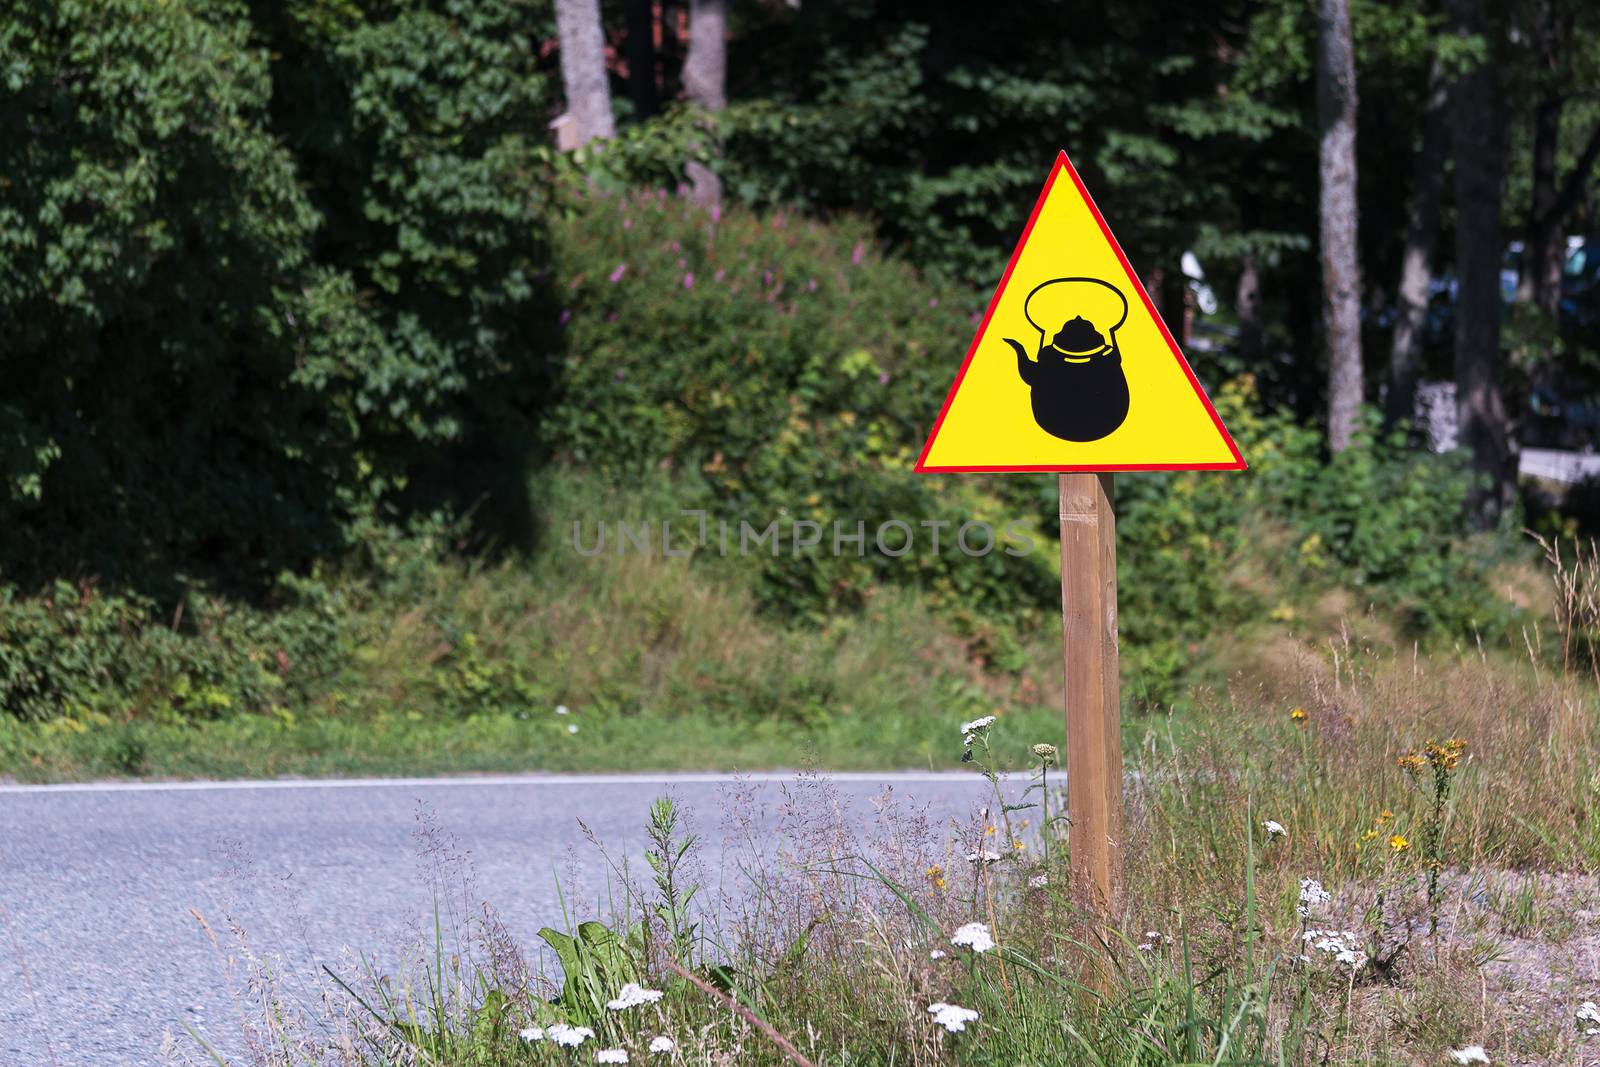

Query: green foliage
<box><xmin>547</xmin><ymin>188</ymin><xmax>1059</xmax><ymax>622</ymax></box>
<box><xmin>1258</xmin><ymin>410</ymin><xmax>1501</xmax><ymax>635</ymax></box>
<box><xmin>253</xmin><ymin>0</ymin><xmax>561</xmax><ymax>471</ymax></box>
<box><xmin>536</xmin><ymin>922</ymin><xmax>641</xmax><ymax>1028</ymax></box>
<box><xmin>1</xmin><ymin>0</ymin><xmax>357</xmax><ymax>585</ymax></box>
<box><xmin>0</xmin><ymin>578</ymin><xmax>342</xmax><ymax>725</ymax></box>
<box><xmin>0</xmin><ymin>0</ymin><xmax>558</xmax><ymax>593</ymax></box>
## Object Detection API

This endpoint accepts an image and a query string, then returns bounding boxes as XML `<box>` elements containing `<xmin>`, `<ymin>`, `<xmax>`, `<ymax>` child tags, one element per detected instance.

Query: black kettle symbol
<box><xmin>1004</xmin><ymin>277</ymin><xmax>1131</xmax><ymax>443</ymax></box>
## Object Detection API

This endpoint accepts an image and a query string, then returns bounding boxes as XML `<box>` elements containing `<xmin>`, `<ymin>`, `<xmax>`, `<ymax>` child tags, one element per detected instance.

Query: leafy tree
<box><xmin>0</xmin><ymin>0</ymin><xmax>373</xmax><ymax>591</ymax></box>
<box><xmin>245</xmin><ymin>0</ymin><xmax>563</xmax><ymax>542</ymax></box>
<box><xmin>0</xmin><ymin>0</ymin><xmax>562</xmax><ymax>594</ymax></box>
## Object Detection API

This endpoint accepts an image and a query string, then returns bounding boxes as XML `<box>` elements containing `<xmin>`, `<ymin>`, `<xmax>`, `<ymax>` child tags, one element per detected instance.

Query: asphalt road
<box><xmin>0</xmin><ymin>772</ymin><xmax>1005</xmax><ymax>1067</ymax></box>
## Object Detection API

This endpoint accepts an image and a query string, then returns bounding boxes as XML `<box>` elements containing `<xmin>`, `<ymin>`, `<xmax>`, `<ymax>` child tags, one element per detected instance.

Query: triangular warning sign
<box><xmin>916</xmin><ymin>152</ymin><xmax>1245</xmax><ymax>473</ymax></box>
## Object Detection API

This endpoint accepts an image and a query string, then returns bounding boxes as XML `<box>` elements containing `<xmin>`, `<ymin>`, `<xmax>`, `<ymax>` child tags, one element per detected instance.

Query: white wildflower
<box><xmin>1448</xmin><ymin>1046</ymin><xmax>1490</xmax><ymax>1065</ymax></box>
<box><xmin>606</xmin><ymin>983</ymin><xmax>665</xmax><ymax>1010</ymax></box>
<box><xmin>567</xmin><ymin>723</ymin><xmax>579</xmax><ymax>734</ymax></box>
<box><xmin>965</xmin><ymin>849</ymin><xmax>1001</xmax><ymax>864</ymax></box>
<box><xmin>960</xmin><ymin>715</ymin><xmax>996</xmax><ymax>736</ymax></box>
<box><xmin>1300</xmin><ymin>929</ymin><xmax>1367</xmax><ymax>971</ymax></box>
<box><xmin>1137</xmin><ymin>930</ymin><xmax>1162</xmax><ymax>952</ymax></box>
<box><xmin>1297</xmin><ymin>878</ymin><xmax>1331</xmax><ymax>918</ymax></box>
<box><xmin>597</xmin><ymin>1050</ymin><xmax>629</xmax><ymax>1064</ymax></box>
<box><xmin>1335</xmin><ymin>947</ymin><xmax>1368</xmax><ymax>969</ymax></box>
<box><xmin>556</xmin><ymin>704</ymin><xmax>571</xmax><ymax>715</ymax></box>
<box><xmin>548</xmin><ymin>1024</ymin><xmax>595</xmax><ymax>1048</ymax></box>
<box><xmin>951</xmin><ymin>922</ymin><xmax>995</xmax><ymax>953</ymax></box>
<box><xmin>1579</xmin><ymin>1001</ymin><xmax>1600</xmax><ymax>1024</ymax></box>
<box><xmin>1028</xmin><ymin>874</ymin><xmax>1048</xmax><ymax>888</ymax></box>
<box><xmin>649</xmin><ymin>1036</ymin><xmax>675</xmax><ymax>1054</ymax></box>
<box><xmin>927</xmin><ymin>1002</ymin><xmax>980</xmax><ymax>1033</ymax></box>
<box><xmin>1263</xmin><ymin>820</ymin><xmax>1287</xmax><ymax>838</ymax></box>
<box><xmin>929</xmin><ymin>949</ymin><xmax>946</xmax><ymax>960</ymax></box>
<box><xmin>519</xmin><ymin>1026</ymin><xmax>545</xmax><ymax>1042</ymax></box>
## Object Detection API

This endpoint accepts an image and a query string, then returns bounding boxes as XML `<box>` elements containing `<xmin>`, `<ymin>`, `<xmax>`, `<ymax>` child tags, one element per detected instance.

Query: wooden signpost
<box><xmin>915</xmin><ymin>151</ymin><xmax>1245</xmax><ymax>938</ymax></box>
<box><xmin>1058</xmin><ymin>472</ymin><xmax>1123</xmax><ymax>918</ymax></box>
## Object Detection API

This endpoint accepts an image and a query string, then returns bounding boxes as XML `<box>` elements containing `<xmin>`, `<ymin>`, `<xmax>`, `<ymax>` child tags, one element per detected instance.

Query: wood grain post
<box><xmin>1058</xmin><ymin>473</ymin><xmax>1124</xmax><ymax>936</ymax></box>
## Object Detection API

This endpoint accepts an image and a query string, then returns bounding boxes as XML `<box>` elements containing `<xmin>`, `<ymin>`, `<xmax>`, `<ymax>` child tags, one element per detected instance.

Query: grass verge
<box><xmin>158</xmin><ymin>591</ymin><xmax>1600</xmax><ymax>1065</ymax></box>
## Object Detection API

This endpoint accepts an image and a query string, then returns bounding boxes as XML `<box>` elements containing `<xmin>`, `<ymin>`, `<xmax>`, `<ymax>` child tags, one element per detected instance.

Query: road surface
<box><xmin>0</xmin><ymin>772</ymin><xmax>1006</xmax><ymax>1066</ymax></box>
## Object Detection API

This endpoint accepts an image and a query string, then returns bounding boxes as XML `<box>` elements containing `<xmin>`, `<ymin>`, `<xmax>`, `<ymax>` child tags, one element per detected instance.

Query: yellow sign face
<box><xmin>915</xmin><ymin>152</ymin><xmax>1245</xmax><ymax>473</ymax></box>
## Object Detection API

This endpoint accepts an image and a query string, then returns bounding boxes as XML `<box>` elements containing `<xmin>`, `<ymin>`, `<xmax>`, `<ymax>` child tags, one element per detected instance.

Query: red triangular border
<box><xmin>913</xmin><ymin>151</ymin><xmax>1247</xmax><ymax>474</ymax></box>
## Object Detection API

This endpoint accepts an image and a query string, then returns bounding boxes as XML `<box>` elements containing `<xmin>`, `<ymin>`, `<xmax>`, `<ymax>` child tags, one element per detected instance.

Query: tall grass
<box><xmin>161</xmin><ymin>538</ymin><xmax>1600</xmax><ymax>1065</ymax></box>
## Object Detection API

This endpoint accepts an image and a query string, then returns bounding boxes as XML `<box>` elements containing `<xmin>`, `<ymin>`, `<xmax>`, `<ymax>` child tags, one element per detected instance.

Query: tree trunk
<box><xmin>1386</xmin><ymin>56</ymin><xmax>1449</xmax><ymax>429</ymax></box>
<box><xmin>660</xmin><ymin>0</ymin><xmax>682</xmax><ymax>100</ymax></box>
<box><xmin>1517</xmin><ymin>0</ymin><xmax>1569</xmax><ymax>317</ymax></box>
<box><xmin>624</xmin><ymin>0</ymin><xmax>658</xmax><ymax>120</ymax></box>
<box><xmin>555</xmin><ymin>0</ymin><xmax>616</xmax><ymax>148</ymax></box>
<box><xmin>1317</xmin><ymin>0</ymin><xmax>1363</xmax><ymax>452</ymax></box>
<box><xmin>1236</xmin><ymin>252</ymin><xmax>1262</xmax><ymax>365</ymax></box>
<box><xmin>1449</xmin><ymin>0</ymin><xmax>1514</xmax><ymax>520</ymax></box>
<box><xmin>1520</xmin><ymin>95</ymin><xmax>1566</xmax><ymax>317</ymax></box>
<box><xmin>682</xmin><ymin>0</ymin><xmax>727</xmax><ymax>204</ymax></box>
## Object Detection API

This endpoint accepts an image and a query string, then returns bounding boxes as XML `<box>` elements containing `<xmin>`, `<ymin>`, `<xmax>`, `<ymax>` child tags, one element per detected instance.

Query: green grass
<box><xmin>0</xmin><ymin>695</ymin><xmax>1078</xmax><ymax>781</ymax></box>
<box><xmin>2</xmin><ymin>471</ymin><xmax>1181</xmax><ymax>783</ymax></box>
<box><xmin>169</xmin><ymin>629</ymin><xmax>1600</xmax><ymax>1066</ymax></box>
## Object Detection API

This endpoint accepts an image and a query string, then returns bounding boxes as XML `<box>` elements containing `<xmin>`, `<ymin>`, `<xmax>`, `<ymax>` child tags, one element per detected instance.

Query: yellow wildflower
<box><xmin>1388</xmin><ymin>834</ymin><xmax>1410</xmax><ymax>853</ymax></box>
<box><xmin>1290</xmin><ymin>707</ymin><xmax>1308</xmax><ymax>723</ymax></box>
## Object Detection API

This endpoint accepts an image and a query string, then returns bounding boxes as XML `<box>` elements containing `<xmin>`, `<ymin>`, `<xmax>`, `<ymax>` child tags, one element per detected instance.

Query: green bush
<box><xmin>1250</xmin><ymin>407</ymin><xmax>1505</xmax><ymax>635</ymax></box>
<box><xmin>0</xmin><ymin>578</ymin><xmax>344</xmax><ymax>724</ymax></box>
<box><xmin>546</xmin><ymin>188</ymin><xmax>1059</xmax><ymax>622</ymax></box>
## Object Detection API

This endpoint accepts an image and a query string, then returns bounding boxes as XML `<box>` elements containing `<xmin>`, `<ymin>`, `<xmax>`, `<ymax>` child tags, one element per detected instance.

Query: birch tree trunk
<box><xmin>1386</xmin><ymin>56</ymin><xmax>1448</xmax><ymax>429</ymax></box>
<box><xmin>682</xmin><ymin>0</ymin><xmax>727</xmax><ymax>205</ymax></box>
<box><xmin>555</xmin><ymin>0</ymin><xmax>616</xmax><ymax>148</ymax></box>
<box><xmin>1449</xmin><ymin>0</ymin><xmax>1514</xmax><ymax>520</ymax></box>
<box><xmin>1317</xmin><ymin>0</ymin><xmax>1363</xmax><ymax>452</ymax></box>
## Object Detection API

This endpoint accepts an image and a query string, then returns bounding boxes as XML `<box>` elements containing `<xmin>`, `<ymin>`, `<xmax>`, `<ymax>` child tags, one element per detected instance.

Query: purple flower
<box><xmin>606</xmin><ymin>311</ymin><xmax>618</xmax><ymax>322</ymax></box>
<box><xmin>711</xmin><ymin>205</ymin><xmax>722</xmax><ymax>224</ymax></box>
<box><xmin>677</xmin><ymin>257</ymin><xmax>686</xmax><ymax>269</ymax></box>
<box><xmin>713</xmin><ymin>268</ymin><xmax>726</xmax><ymax>282</ymax></box>
<box><xmin>970</xmin><ymin>311</ymin><xmax>981</xmax><ymax>324</ymax></box>
<box><xmin>609</xmin><ymin>263</ymin><xmax>627</xmax><ymax>283</ymax></box>
<box><xmin>763</xmin><ymin>270</ymin><xmax>773</xmax><ymax>287</ymax></box>
<box><xmin>671</xmin><ymin>240</ymin><xmax>681</xmax><ymax>253</ymax></box>
<box><xmin>879</xmin><ymin>372</ymin><xmax>890</xmax><ymax>385</ymax></box>
<box><xmin>558</xmin><ymin>308</ymin><xmax>572</xmax><ymax>327</ymax></box>
<box><xmin>683</xmin><ymin>273</ymin><xmax>695</xmax><ymax>289</ymax></box>
<box><xmin>851</xmin><ymin>242</ymin><xmax>865</xmax><ymax>266</ymax></box>
<box><xmin>623</xmin><ymin>218</ymin><xmax>633</xmax><ymax>230</ymax></box>
<box><xmin>928</xmin><ymin>297</ymin><xmax>939</xmax><ymax>309</ymax></box>
<box><xmin>806</xmin><ymin>278</ymin><xmax>818</xmax><ymax>292</ymax></box>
